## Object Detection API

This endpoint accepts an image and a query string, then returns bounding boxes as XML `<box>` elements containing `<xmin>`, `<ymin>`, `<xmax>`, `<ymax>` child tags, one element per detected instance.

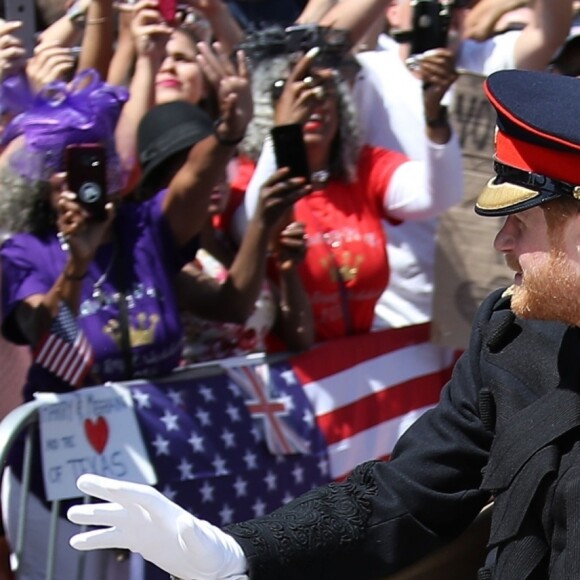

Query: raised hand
<box><xmin>273</xmin><ymin>47</ymin><xmax>331</xmax><ymax>127</ymax></box>
<box><xmin>122</xmin><ymin>0</ymin><xmax>173</xmax><ymax>57</ymax></box>
<box><xmin>414</xmin><ymin>48</ymin><xmax>458</xmax><ymax>132</ymax></box>
<box><xmin>275</xmin><ymin>220</ymin><xmax>308</xmax><ymax>271</ymax></box>
<box><xmin>0</xmin><ymin>20</ymin><xmax>27</xmax><ymax>81</ymax></box>
<box><xmin>26</xmin><ymin>41</ymin><xmax>76</xmax><ymax>93</ymax></box>
<box><xmin>196</xmin><ymin>41</ymin><xmax>253</xmax><ymax>143</ymax></box>
<box><xmin>56</xmin><ymin>174</ymin><xmax>114</xmax><ymax>267</ymax></box>
<box><xmin>68</xmin><ymin>474</ymin><xmax>248</xmax><ymax>580</ymax></box>
<box><xmin>256</xmin><ymin>167</ymin><xmax>311</xmax><ymax>228</ymax></box>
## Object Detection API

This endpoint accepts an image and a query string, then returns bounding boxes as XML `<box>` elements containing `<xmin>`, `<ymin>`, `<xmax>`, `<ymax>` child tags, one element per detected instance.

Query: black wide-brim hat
<box><xmin>138</xmin><ymin>101</ymin><xmax>214</xmax><ymax>190</ymax></box>
<box><xmin>476</xmin><ymin>69</ymin><xmax>580</xmax><ymax>217</ymax></box>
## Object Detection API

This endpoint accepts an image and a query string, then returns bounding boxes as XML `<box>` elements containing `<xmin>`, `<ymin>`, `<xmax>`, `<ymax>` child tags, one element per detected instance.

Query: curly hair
<box><xmin>0</xmin><ymin>165</ymin><xmax>54</xmax><ymax>237</ymax></box>
<box><xmin>240</xmin><ymin>54</ymin><xmax>362</xmax><ymax>183</ymax></box>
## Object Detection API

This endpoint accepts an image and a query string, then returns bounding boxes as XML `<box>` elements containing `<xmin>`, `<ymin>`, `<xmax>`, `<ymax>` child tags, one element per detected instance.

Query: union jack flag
<box><xmin>222</xmin><ymin>362</ymin><xmax>310</xmax><ymax>455</ymax></box>
<box><xmin>33</xmin><ymin>303</ymin><xmax>94</xmax><ymax>388</ymax></box>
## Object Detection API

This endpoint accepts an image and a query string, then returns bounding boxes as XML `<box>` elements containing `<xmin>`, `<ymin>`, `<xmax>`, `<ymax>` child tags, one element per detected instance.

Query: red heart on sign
<box><xmin>84</xmin><ymin>417</ymin><xmax>109</xmax><ymax>454</ymax></box>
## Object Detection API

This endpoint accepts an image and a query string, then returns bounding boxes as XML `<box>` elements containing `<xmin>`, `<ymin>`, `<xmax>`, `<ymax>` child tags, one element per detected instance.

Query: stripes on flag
<box><xmin>33</xmin><ymin>302</ymin><xmax>94</xmax><ymax>388</ymax></box>
<box><xmin>289</xmin><ymin>323</ymin><xmax>459</xmax><ymax>480</ymax></box>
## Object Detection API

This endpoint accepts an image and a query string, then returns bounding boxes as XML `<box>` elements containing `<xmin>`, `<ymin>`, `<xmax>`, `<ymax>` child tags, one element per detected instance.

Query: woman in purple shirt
<box><xmin>0</xmin><ymin>59</ymin><xmax>252</xmax><ymax>580</ymax></box>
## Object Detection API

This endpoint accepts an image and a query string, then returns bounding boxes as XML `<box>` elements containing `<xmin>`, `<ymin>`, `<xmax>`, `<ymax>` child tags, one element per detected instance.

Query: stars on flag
<box><xmin>130</xmin><ymin>363</ymin><xmax>330</xmax><ymax>527</ymax></box>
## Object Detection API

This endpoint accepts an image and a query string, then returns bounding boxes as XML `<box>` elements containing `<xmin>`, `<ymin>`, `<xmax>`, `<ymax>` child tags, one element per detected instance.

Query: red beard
<box><xmin>509</xmin><ymin>250</ymin><xmax>580</xmax><ymax>326</ymax></box>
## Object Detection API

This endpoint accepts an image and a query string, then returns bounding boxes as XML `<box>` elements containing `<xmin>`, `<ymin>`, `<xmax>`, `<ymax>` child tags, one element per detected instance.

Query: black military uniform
<box><xmin>223</xmin><ymin>70</ymin><xmax>580</xmax><ymax>579</ymax></box>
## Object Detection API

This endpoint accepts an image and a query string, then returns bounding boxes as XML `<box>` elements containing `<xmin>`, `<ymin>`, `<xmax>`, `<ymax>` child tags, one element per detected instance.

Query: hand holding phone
<box><xmin>65</xmin><ymin>144</ymin><xmax>108</xmax><ymax>222</ymax></box>
<box><xmin>410</xmin><ymin>0</ymin><xmax>451</xmax><ymax>56</ymax></box>
<box><xmin>271</xmin><ymin>124</ymin><xmax>311</xmax><ymax>182</ymax></box>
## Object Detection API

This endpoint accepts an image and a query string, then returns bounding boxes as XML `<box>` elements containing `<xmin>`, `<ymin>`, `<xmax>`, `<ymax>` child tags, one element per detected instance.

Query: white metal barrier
<box><xmin>0</xmin><ymin>353</ymin><xmax>290</xmax><ymax>580</ymax></box>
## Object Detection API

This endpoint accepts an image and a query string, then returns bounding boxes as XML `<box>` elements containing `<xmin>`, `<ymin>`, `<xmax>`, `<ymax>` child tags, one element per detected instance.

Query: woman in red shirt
<box><xmin>240</xmin><ymin>36</ymin><xmax>462</xmax><ymax>341</ymax></box>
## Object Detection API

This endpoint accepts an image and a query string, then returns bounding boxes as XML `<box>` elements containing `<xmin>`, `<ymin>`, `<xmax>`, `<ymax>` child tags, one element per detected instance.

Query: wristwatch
<box><xmin>425</xmin><ymin>106</ymin><xmax>449</xmax><ymax>128</ymax></box>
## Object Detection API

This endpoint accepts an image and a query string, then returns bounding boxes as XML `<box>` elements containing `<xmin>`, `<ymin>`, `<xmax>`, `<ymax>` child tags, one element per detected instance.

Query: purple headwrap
<box><xmin>1</xmin><ymin>69</ymin><xmax>129</xmax><ymax>191</ymax></box>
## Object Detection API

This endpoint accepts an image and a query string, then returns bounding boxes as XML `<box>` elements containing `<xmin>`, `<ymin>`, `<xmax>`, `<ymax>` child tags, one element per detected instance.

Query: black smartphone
<box><xmin>65</xmin><ymin>144</ymin><xmax>108</xmax><ymax>222</ymax></box>
<box><xmin>270</xmin><ymin>124</ymin><xmax>311</xmax><ymax>182</ymax></box>
<box><xmin>410</xmin><ymin>0</ymin><xmax>451</xmax><ymax>56</ymax></box>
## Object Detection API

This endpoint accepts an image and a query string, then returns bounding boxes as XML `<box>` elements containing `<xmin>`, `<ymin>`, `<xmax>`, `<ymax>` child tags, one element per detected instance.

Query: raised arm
<box><xmin>161</xmin><ymin>43</ymin><xmax>253</xmax><ymax>247</ymax></box>
<box><xmin>0</xmin><ymin>20</ymin><xmax>29</xmax><ymax>125</ymax></box>
<box><xmin>34</xmin><ymin>0</ymin><xmax>87</xmax><ymax>48</ymax></box>
<box><xmin>114</xmin><ymin>0</ymin><xmax>172</xmax><ymax>176</ymax></box>
<box><xmin>187</xmin><ymin>0</ymin><xmax>246</xmax><ymax>54</ymax></box>
<box><xmin>76</xmin><ymin>0</ymin><xmax>115</xmax><ymax>80</ymax></box>
<box><xmin>318</xmin><ymin>0</ymin><xmax>391</xmax><ymax>47</ymax></box>
<box><xmin>176</xmin><ymin>168</ymin><xmax>311</xmax><ymax>323</ymax></box>
<box><xmin>385</xmin><ymin>49</ymin><xmax>463</xmax><ymax>220</ymax></box>
<box><xmin>295</xmin><ymin>0</ymin><xmax>339</xmax><ymax>25</ymax></box>
<box><xmin>1</xmin><ymin>165</ymin><xmax>115</xmax><ymax>345</ymax></box>
<box><xmin>462</xmin><ymin>0</ymin><xmax>532</xmax><ymax>42</ymax></box>
<box><xmin>511</xmin><ymin>0</ymin><xmax>573</xmax><ymax>70</ymax></box>
<box><xmin>107</xmin><ymin>5</ymin><xmax>137</xmax><ymax>86</ymax></box>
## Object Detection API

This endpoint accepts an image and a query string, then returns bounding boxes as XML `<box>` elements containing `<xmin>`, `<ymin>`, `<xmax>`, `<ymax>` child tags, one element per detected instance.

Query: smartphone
<box><xmin>4</xmin><ymin>0</ymin><xmax>36</xmax><ymax>56</ymax></box>
<box><xmin>157</xmin><ymin>0</ymin><xmax>177</xmax><ymax>24</ymax></box>
<box><xmin>271</xmin><ymin>124</ymin><xmax>311</xmax><ymax>182</ymax></box>
<box><xmin>65</xmin><ymin>144</ymin><xmax>108</xmax><ymax>222</ymax></box>
<box><xmin>409</xmin><ymin>0</ymin><xmax>450</xmax><ymax>56</ymax></box>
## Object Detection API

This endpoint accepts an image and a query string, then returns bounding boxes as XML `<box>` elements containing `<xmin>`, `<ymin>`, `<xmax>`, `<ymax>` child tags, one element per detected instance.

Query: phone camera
<box><xmin>79</xmin><ymin>182</ymin><xmax>103</xmax><ymax>204</ymax></box>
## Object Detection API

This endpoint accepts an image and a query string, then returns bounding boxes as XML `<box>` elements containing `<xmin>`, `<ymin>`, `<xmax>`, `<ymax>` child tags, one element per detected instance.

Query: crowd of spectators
<box><xmin>0</xmin><ymin>0</ymin><xmax>578</xmax><ymax>578</ymax></box>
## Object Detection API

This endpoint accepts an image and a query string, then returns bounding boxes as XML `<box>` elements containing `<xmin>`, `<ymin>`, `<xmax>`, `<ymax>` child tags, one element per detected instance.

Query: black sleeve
<box><xmin>225</xmin><ymin>292</ymin><xmax>505</xmax><ymax>580</ymax></box>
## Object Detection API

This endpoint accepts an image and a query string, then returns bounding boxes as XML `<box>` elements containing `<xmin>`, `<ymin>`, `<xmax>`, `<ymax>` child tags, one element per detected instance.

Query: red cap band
<box><xmin>495</xmin><ymin>130</ymin><xmax>580</xmax><ymax>184</ymax></box>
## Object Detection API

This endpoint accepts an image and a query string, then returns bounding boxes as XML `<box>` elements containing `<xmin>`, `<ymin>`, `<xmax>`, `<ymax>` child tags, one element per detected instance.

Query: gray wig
<box><xmin>240</xmin><ymin>54</ymin><xmax>363</xmax><ymax>183</ymax></box>
<box><xmin>0</xmin><ymin>165</ymin><xmax>53</xmax><ymax>237</ymax></box>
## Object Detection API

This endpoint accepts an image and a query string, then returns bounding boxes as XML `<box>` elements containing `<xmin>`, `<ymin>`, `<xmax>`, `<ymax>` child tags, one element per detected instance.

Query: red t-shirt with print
<box><xmin>294</xmin><ymin>145</ymin><xmax>407</xmax><ymax>341</ymax></box>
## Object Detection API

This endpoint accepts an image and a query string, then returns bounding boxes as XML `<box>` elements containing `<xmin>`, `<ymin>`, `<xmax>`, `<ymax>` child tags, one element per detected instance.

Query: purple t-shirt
<box><xmin>1</xmin><ymin>189</ymin><xmax>198</xmax><ymax>401</ymax></box>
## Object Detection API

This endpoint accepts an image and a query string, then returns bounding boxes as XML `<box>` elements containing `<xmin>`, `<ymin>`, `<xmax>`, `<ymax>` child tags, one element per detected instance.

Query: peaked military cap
<box><xmin>476</xmin><ymin>69</ymin><xmax>580</xmax><ymax>217</ymax></box>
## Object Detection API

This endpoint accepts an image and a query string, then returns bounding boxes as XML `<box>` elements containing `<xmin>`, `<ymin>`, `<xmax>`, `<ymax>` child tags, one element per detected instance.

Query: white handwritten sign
<box><xmin>36</xmin><ymin>384</ymin><xmax>157</xmax><ymax>501</ymax></box>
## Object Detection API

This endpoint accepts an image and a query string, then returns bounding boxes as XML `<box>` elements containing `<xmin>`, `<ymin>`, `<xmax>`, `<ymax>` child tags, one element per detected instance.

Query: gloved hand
<box><xmin>67</xmin><ymin>474</ymin><xmax>248</xmax><ymax>580</ymax></box>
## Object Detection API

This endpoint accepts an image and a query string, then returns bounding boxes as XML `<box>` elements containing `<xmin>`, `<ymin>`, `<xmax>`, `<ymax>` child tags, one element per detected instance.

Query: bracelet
<box><xmin>86</xmin><ymin>17</ymin><xmax>107</xmax><ymax>25</ymax></box>
<box><xmin>63</xmin><ymin>269</ymin><xmax>88</xmax><ymax>281</ymax></box>
<box><xmin>425</xmin><ymin>106</ymin><xmax>449</xmax><ymax>129</ymax></box>
<box><xmin>213</xmin><ymin>118</ymin><xmax>244</xmax><ymax>146</ymax></box>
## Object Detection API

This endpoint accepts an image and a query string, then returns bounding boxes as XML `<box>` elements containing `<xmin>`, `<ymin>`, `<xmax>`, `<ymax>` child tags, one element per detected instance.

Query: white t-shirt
<box><xmin>457</xmin><ymin>30</ymin><xmax>519</xmax><ymax>76</ymax></box>
<box><xmin>354</xmin><ymin>31</ymin><xmax>520</xmax><ymax>329</ymax></box>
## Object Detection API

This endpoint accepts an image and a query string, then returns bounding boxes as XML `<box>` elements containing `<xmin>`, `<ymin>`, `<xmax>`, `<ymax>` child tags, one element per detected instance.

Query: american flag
<box><xmin>128</xmin><ymin>323</ymin><xmax>457</xmax><ymax>534</ymax></box>
<box><xmin>130</xmin><ymin>362</ymin><xmax>331</xmax><ymax>528</ymax></box>
<box><xmin>33</xmin><ymin>303</ymin><xmax>94</xmax><ymax>388</ymax></box>
<box><xmin>289</xmin><ymin>323</ymin><xmax>459</xmax><ymax>480</ymax></box>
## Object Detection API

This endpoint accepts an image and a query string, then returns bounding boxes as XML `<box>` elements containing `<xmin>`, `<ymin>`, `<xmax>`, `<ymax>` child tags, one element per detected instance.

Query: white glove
<box><xmin>67</xmin><ymin>474</ymin><xmax>248</xmax><ymax>580</ymax></box>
